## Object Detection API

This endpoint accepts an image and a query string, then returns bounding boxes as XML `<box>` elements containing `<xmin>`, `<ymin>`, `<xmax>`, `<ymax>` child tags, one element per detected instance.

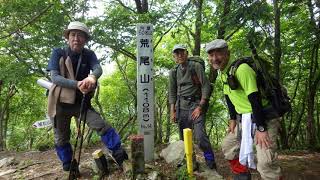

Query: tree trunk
<box><xmin>0</xmin><ymin>95</ymin><xmax>10</xmax><ymax>151</ymax></box>
<box><xmin>0</xmin><ymin>83</ymin><xmax>16</xmax><ymax>151</ymax></box>
<box><xmin>118</xmin><ymin>116</ymin><xmax>135</xmax><ymax>136</ymax></box>
<box><xmin>135</xmin><ymin>0</ymin><xmax>148</xmax><ymax>13</ymax></box>
<box><xmin>288</xmin><ymin>56</ymin><xmax>303</xmax><ymax>132</ymax></box>
<box><xmin>272</xmin><ymin>0</ymin><xmax>288</xmax><ymax>149</ymax></box>
<box><xmin>306</xmin><ymin>52</ymin><xmax>320</xmax><ymax>149</ymax></box>
<box><xmin>94</xmin><ymin>84</ymin><xmax>106</xmax><ymax>120</ymax></box>
<box><xmin>141</xmin><ymin>0</ymin><xmax>148</xmax><ymax>13</ymax></box>
<box><xmin>0</xmin><ymin>108</ymin><xmax>3</xmax><ymax>151</ymax></box>
<box><xmin>288</xmin><ymin>90</ymin><xmax>307</xmax><ymax>147</ymax></box>
<box><xmin>0</xmin><ymin>80</ymin><xmax>2</xmax><ymax>95</ymax></box>
<box><xmin>307</xmin><ymin>78</ymin><xmax>318</xmax><ymax>149</ymax></box>
<box><xmin>154</xmin><ymin>103</ymin><xmax>158</xmax><ymax>143</ymax></box>
<box><xmin>279</xmin><ymin>118</ymin><xmax>288</xmax><ymax>149</ymax></box>
<box><xmin>273</xmin><ymin>0</ymin><xmax>281</xmax><ymax>81</ymax></box>
<box><xmin>29</xmin><ymin>135</ymin><xmax>33</xmax><ymax>150</ymax></box>
<box><xmin>316</xmin><ymin>97</ymin><xmax>320</xmax><ymax>142</ymax></box>
<box><xmin>217</xmin><ymin>0</ymin><xmax>231</xmax><ymax>39</ymax></box>
<box><xmin>157</xmin><ymin>105</ymin><xmax>163</xmax><ymax>144</ymax></box>
<box><xmin>157</xmin><ymin>90</ymin><xmax>167</xmax><ymax>144</ymax></box>
<box><xmin>306</xmin><ymin>0</ymin><xmax>320</xmax><ymax>149</ymax></box>
<box><xmin>164</xmin><ymin>96</ymin><xmax>171</xmax><ymax>143</ymax></box>
<box><xmin>192</xmin><ymin>0</ymin><xmax>203</xmax><ymax>56</ymax></box>
<box><xmin>3</xmin><ymin>104</ymin><xmax>9</xmax><ymax>150</ymax></box>
<box><xmin>135</xmin><ymin>0</ymin><xmax>143</xmax><ymax>13</ymax></box>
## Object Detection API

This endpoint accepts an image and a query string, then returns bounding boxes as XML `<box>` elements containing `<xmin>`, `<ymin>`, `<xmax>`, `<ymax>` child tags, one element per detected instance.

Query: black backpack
<box><xmin>226</xmin><ymin>56</ymin><xmax>291</xmax><ymax>117</ymax></box>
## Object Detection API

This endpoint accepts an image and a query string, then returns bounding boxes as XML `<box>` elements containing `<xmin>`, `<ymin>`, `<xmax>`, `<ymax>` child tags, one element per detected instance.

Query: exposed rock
<box><xmin>196</xmin><ymin>168</ymin><xmax>224</xmax><ymax>180</ymax></box>
<box><xmin>160</xmin><ymin>141</ymin><xmax>185</xmax><ymax>166</ymax></box>
<box><xmin>145</xmin><ymin>163</ymin><xmax>155</xmax><ymax>169</ymax></box>
<box><xmin>0</xmin><ymin>169</ymin><xmax>16</xmax><ymax>176</ymax></box>
<box><xmin>0</xmin><ymin>157</ymin><xmax>15</xmax><ymax>168</ymax></box>
<box><xmin>147</xmin><ymin>171</ymin><xmax>159</xmax><ymax>180</ymax></box>
<box><xmin>80</xmin><ymin>159</ymin><xmax>95</xmax><ymax>172</ymax></box>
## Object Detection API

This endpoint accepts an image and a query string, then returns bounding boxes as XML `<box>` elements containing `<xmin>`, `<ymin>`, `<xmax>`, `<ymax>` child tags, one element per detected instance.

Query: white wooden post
<box><xmin>136</xmin><ymin>23</ymin><xmax>154</xmax><ymax>162</ymax></box>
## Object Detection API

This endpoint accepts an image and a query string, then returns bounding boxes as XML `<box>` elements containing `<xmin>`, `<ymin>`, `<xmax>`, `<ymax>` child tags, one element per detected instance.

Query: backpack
<box><xmin>226</xmin><ymin>56</ymin><xmax>291</xmax><ymax>117</ymax></box>
<box><xmin>188</xmin><ymin>56</ymin><xmax>206</xmax><ymax>70</ymax></box>
<box><xmin>172</xmin><ymin>56</ymin><xmax>211</xmax><ymax>112</ymax></box>
<box><xmin>172</xmin><ymin>56</ymin><xmax>205</xmax><ymax>85</ymax></box>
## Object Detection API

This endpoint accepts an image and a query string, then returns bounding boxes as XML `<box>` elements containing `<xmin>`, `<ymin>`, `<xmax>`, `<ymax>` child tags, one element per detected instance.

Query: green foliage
<box><xmin>176</xmin><ymin>164</ymin><xmax>195</xmax><ymax>180</ymax></box>
<box><xmin>0</xmin><ymin>0</ymin><xmax>319</xmax><ymax>151</ymax></box>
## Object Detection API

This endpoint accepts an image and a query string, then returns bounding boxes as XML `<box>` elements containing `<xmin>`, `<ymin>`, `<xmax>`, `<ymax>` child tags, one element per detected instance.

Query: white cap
<box><xmin>205</xmin><ymin>39</ymin><xmax>228</xmax><ymax>53</ymax></box>
<box><xmin>63</xmin><ymin>21</ymin><xmax>90</xmax><ymax>39</ymax></box>
<box><xmin>172</xmin><ymin>44</ymin><xmax>187</xmax><ymax>53</ymax></box>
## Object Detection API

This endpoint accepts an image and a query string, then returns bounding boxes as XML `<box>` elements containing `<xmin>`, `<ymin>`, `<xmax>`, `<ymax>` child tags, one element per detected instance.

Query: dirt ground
<box><xmin>215</xmin><ymin>150</ymin><xmax>320</xmax><ymax>180</ymax></box>
<box><xmin>0</xmin><ymin>145</ymin><xmax>319</xmax><ymax>180</ymax></box>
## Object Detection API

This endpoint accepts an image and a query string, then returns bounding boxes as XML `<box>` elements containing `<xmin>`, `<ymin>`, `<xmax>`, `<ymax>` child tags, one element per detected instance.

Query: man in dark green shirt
<box><xmin>168</xmin><ymin>44</ymin><xmax>216</xmax><ymax>170</ymax></box>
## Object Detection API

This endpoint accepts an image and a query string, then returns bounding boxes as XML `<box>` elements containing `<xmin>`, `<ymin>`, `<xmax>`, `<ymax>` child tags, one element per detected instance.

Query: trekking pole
<box><xmin>69</xmin><ymin>94</ymin><xmax>87</xmax><ymax>180</ymax></box>
<box><xmin>77</xmin><ymin>95</ymin><xmax>88</xmax><ymax>165</ymax></box>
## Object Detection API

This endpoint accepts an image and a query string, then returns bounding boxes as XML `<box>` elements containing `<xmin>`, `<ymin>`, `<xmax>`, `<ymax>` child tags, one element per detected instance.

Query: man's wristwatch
<box><xmin>257</xmin><ymin>125</ymin><xmax>267</xmax><ymax>132</ymax></box>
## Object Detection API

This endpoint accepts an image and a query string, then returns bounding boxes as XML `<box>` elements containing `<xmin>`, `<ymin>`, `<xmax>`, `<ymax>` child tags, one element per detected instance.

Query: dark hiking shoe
<box><xmin>234</xmin><ymin>172</ymin><xmax>251</xmax><ymax>180</ymax></box>
<box><xmin>63</xmin><ymin>162</ymin><xmax>71</xmax><ymax>171</ymax></box>
<box><xmin>205</xmin><ymin>159</ymin><xmax>217</xmax><ymax>169</ymax></box>
<box><xmin>112</xmin><ymin>148</ymin><xmax>128</xmax><ymax>166</ymax></box>
<box><xmin>193</xmin><ymin>161</ymin><xmax>200</xmax><ymax>171</ymax></box>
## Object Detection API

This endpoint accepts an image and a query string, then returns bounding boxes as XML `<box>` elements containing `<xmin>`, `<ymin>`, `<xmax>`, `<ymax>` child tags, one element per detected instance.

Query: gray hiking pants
<box><xmin>52</xmin><ymin>102</ymin><xmax>111</xmax><ymax>146</ymax></box>
<box><xmin>222</xmin><ymin>117</ymin><xmax>282</xmax><ymax>180</ymax></box>
<box><xmin>177</xmin><ymin>108</ymin><xmax>213</xmax><ymax>153</ymax></box>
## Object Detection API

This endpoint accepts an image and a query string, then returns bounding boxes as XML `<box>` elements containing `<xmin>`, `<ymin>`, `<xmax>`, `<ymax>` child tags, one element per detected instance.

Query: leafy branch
<box><xmin>0</xmin><ymin>3</ymin><xmax>54</xmax><ymax>39</ymax></box>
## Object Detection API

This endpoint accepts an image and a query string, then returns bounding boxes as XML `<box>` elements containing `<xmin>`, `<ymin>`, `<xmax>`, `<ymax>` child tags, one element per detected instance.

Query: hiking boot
<box><xmin>193</xmin><ymin>161</ymin><xmax>200</xmax><ymax>171</ymax></box>
<box><xmin>63</xmin><ymin>162</ymin><xmax>71</xmax><ymax>171</ymax></box>
<box><xmin>205</xmin><ymin>159</ymin><xmax>217</xmax><ymax>169</ymax></box>
<box><xmin>234</xmin><ymin>172</ymin><xmax>251</xmax><ymax>180</ymax></box>
<box><xmin>112</xmin><ymin>148</ymin><xmax>128</xmax><ymax>166</ymax></box>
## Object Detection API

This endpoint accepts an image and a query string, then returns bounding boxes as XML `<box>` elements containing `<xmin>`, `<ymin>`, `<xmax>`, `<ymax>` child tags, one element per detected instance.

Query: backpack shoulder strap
<box><xmin>172</xmin><ymin>64</ymin><xmax>179</xmax><ymax>84</ymax></box>
<box><xmin>187</xmin><ymin>60</ymin><xmax>202</xmax><ymax>86</ymax></box>
<box><xmin>228</xmin><ymin>57</ymin><xmax>253</xmax><ymax>76</ymax></box>
<box><xmin>173</xmin><ymin>64</ymin><xmax>179</xmax><ymax>75</ymax></box>
<box><xmin>226</xmin><ymin>57</ymin><xmax>254</xmax><ymax>90</ymax></box>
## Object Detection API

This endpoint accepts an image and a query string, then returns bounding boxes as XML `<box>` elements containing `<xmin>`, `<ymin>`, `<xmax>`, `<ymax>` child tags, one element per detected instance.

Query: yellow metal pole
<box><xmin>183</xmin><ymin>128</ymin><xmax>193</xmax><ymax>177</ymax></box>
